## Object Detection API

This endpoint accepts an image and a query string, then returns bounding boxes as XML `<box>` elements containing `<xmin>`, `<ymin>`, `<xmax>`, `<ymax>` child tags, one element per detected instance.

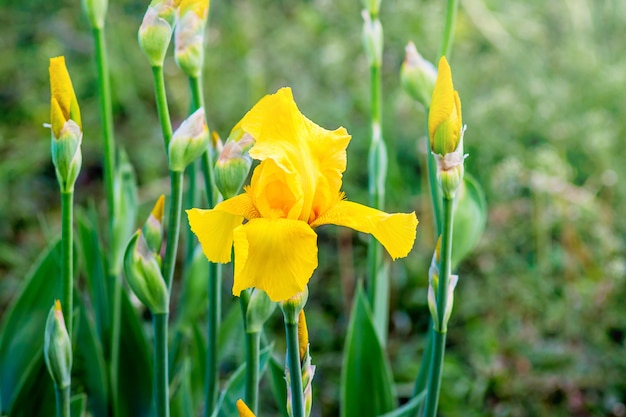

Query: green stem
<box><xmin>153</xmin><ymin>313</ymin><xmax>170</xmax><ymax>417</ymax></box>
<box><xmin>152</xmin><ymin>66</ymin><xmax>174</xmax><ymax>149</ymax></box>
<box><xmin>110</xmin><ymin>273</ymin><xmax>121</xmax><ymax>417</ymax></box>
<box><xmin>413</xmin><ymin>322</ymin><xmax>433</xmax><ymax>396</ymax></box>
<box><xmin>61</xmin><ymin>191</ymin><xmax>73</xmax><ymax>337</ymax></box>
<box><xmin>183</xmin><ymin>161</ymin><xmax>197</xmax><ymax>268</ymax></box>
<box><xmin>93</xmin><ymin>26</ymin><xmax>116</xmax><ymax>222</ymax></box>
<box><xmin>422</xmin><ymin>196</ymin><xmax>455</xmax><ymax>417</ymax></box>
<box><xmin>439</xmin><ymin>0</ymin><xmax>460</xmax><ymax>59</ymax></box>
<box><xmin>366</xmin><ymin>54</ymin><xmax>390</xmax><ymax>345</ymax></box>
<box><xmin>203</xmin><ymin>262</ymin><xmax>220</xmax><ymax>416</ymax></box>
<box><xmin>284</xmin><ymin>319</ymin><xmax>305</xmax><ymax>417</ymax></box>
<box><xmin>189</xmin><ymin>74</ymin><xmax>222</xmax><ymax>416</ymax></box>
<box><xmin>244</xmin><ymin>331</ymin><xmax>261</xmax><ymax>414</ymax></box>
<box><xmin>54</xmin><ymin>385</ymin><xmax>70</xmax><ymax>417</ymax></box>
<box><xmin>162</xmin><ymin>170</ymin><xmax>184</xmax><ymax>291</ymax></box>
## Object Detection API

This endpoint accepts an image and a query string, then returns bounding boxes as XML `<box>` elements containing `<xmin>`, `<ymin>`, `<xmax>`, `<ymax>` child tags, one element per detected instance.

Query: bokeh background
<box><xmin>2</xmin><ymin>0</ymin><xmax>626</xmax><ymax>416</ymax></box>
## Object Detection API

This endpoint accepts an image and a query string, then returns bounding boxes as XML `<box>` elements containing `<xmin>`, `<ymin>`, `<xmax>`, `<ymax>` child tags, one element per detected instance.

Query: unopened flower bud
<box><xmin>427</xmin><ymin>238</ymin><xmax>459</xmax><ymax>332</ymax></box>
<box><xmin>236</xmin><ymin>399</ymin><xmax>256</xmax><ymax>417</ymax></box>
<box><xmin>49</xmin><ymin>56</ymin><xmax>83</xmax><ymax>193</ymax></box>
<box><xmin>245</xmin><ymin>288</ymin><xmax>276</xmax><ymax>333</ymax></box>
<box><xmin>361</xmin><ymin>10</ymin><xmax>383</xmax><ymax>67</ymax></box>
<box><xmin>401</xmin><ymin>42</ymin><xmax>436</xmax><ymax>108</ymax></box>
<box><xmin>124</xmin><ymin>231</ymin><xmax>169</xmax><ymax>314</ymax></box>
<box><xmin>82</xmin><ymin>0</ymin><xmax>108</xmax><ymax>29</ymax></box>
<box><xmin>175</xmin><ymin>0</ymin><xmax>209</xmax><ymax>77</ymax></box>
<box><xmin>44</xmin><ymin>301</ymin><xmax>72</xmax><ymax>389</ymax></box>
<box><xmin>168</xmin><ymin>107</ymin><xmax>210</xmax><ymax>171</ymax></box>
<box><xmin>430</xmin><ymin>57</ymin><xmax>466</xmax><ymax>197</ymax></box>
<box><xmin>138</xmin><ymin>0</ymin><xmax>178</xmax><ymax>67</ymax></box>
<box><xmin>280</xmin><ymin>287</ymin><xmax>308</xmax><ymax>325</ymax></box>
<box><xmin>214</xmin><ymin>130</ymin><xmax>254</xmax><ymax>199</ymax></box>
<box><xmin>142</xmin><ymin>195</ymin><xmax>165</xmax><ymax>254</ymax></box>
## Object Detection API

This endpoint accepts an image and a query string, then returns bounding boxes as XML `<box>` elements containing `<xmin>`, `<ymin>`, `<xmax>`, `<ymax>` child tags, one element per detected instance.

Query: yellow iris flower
<box><xmin>428</xmin><ymin>57</ymin><xmax>462</xmax><ymax>155</ymax></box>
<box><xmin>236</xmin><ymin>399</ymin><xmax>255</xmax><ymax>417</ymax></box>
<box><xmin>187</xmin><ymin>88</ymin><xmax>418</xmax><ymax>302</ymax></box>
<box><xmin>49</xmin><ymin>56</ymin><xmax>81</xmax><ymax>139</ymax></box>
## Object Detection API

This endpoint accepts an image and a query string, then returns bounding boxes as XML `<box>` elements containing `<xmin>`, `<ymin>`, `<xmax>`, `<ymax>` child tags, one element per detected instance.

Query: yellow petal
<box><xmin>49</xmin><ymin>56</ymin><xmax>81</xmax><ymax>137</ymax></box>
<box><xmin>311</xmin><ymin>200</ymin><xmax>418</xmax><ymax>260</ymax></box>
<box><xmin>232</xmin><ymin>218</ymin><xmax>318</xmax><ymax>302</ymax></box>
<box><xmin>178</xmin><ymin>0</ymin><xmax>209</xmax><ymax>19</ymax></box>
<box><xmin>428</xmin><ymin>57</ymin><xmax>454</xmax><ymax>148</ymax></box>
<box><xmin>298</xmin><ymin>309</ymin><xmax>308</xmax><ymax>361</ymax></box>
<box><xmin>186</xmin><ymin>194</ymin><xmax>258</xmax><ymax>263</ymax></box>
<box><xmin>236</xmin><ymin>87</ymin><xmax>352</xmax><ymax>222</ymax></box>
<box><xmin>236</xmin><ymin>399</ymin><xmax>255</xmax><ymax>417</ymax></box>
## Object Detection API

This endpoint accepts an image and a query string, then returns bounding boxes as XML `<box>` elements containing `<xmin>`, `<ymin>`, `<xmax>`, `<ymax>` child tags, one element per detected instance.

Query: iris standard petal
<box><xmin>231</xmin><ymin>218</ymin><xmax>318</xmax><ymax>302</ymax></box>
<box><xmin>310</xmin><ymin>200</ymin><xmax>418</xmax><ymax>260</ymax></box>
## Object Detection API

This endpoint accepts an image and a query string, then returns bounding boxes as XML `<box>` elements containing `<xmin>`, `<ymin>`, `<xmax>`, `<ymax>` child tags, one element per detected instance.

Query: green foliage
<box><xmin>341</xmin><ymin>285</ymin><xmax>396</xmax><ymax>417</ymax></box>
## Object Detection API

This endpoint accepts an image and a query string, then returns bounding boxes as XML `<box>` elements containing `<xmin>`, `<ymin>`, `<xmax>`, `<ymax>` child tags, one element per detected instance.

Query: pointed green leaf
<box><xmin>70</xmin><ymin>393</ymin><xmax>88</xmax><ymax>417</ymax></box>
<box><xmin>341</xmin><ymin>285</ymin><xmax>396</xmax><ymax>417</ymax></box>
<box><xmin>0</xmin><ymin>240</ymin><xmax>61</xmax><ymax>412</ymax></box>
<box><xmin>451</xmin><ymin>173</ymin><xmax>487</xmax><ymax>269</ymax></box>
<box><xmin>74</xmin><ymin>300</ymin><xmax>108</xmax><ymax>417</ymax></box>
<box><xmin>268</xmin><ymin>355</ymin><xmax>289</xmax><ymax>417</ymax></box>
<box><xmin>377</xmin><ymin>390</ymin><xmax>426</xmax><ymax>417</ymax></box>
<box><xmin>211</xmin><ymin>343</ymin><xmax>273</xmax><ymax>417</ymax></box>
<box><xmin>116</xmin><ymin>289</ymin><xmax>153</xmax><ymax>417</ymax></box>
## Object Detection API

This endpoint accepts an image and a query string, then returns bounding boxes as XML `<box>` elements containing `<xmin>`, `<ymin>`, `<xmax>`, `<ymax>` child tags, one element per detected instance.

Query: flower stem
<box><xmin>422</xmin><ymin>196</ymin><xmax>455</xmax><ymax>417</ymax></box>
<box><xmin>162</xmin><ymin>170</ymin><xmax>183</xmax><ymax>291</ymax></box>
<box><xmin>54</xmin><ymin>385</ymin><xmax>70</xmax><ymax>417</ymax></box>
<box><xmin>153</xmin><ymin>313</ymin><xmax>170</xmax><ymax>417</ymax></box>
<box><xmin>151</xmin><ymin>65</ymin><xmax>173</xmax><ymax>149</ymax></box>
<box><xmin>244</xmin><ymin>331</ymin><xmax>261</xmax><ymax>414</ymax></box>
<box><xmin>440</xmin><ymin>0</ymin><xmax>459</xmax><ymax>58</ymax></box>
<box><xmin>366</xmin><ymin>40</ymin><xmax>390</xmax><ymax>346</ymax></box>
<box><xmin>188</xmin><ymin>75</ymin><xmax>223</xmax><ymax>416</ymax></box>
<box><xmin>284</xmin><ymin>317</ymin><xmax>305</xmax><ymax>417</ymax></box>
<box><xmin>61</xmin><ymin>190</ymin><xmax>73</xmax><ymax>337</ymax></box>
<box><xmin>203</xmin><ymin>261</ymin><xmax>220</xmax><ymax>416</ymax></box>
<box><xmin>93</xmin><ymin>26</ymin><xmax>116</xmax><ymax>222</ymax></box>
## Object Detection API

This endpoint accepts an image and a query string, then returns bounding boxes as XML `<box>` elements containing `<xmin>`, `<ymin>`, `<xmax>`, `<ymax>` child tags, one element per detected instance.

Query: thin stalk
<box><xmin>422</xmin><ymin>196</ymin><xmax>455</xmax><ymax>417</ymax></box>
<box><xmin>183</xmin><ymin>161</ymin><xmax>197</xmax><ymax>268</ymax></box>
<box><xmin>285</xmin><ymin>319</ymin><xmax>305</xmax><ymax>417</ymax></box>
<box><xmin>189</xmin><ymin>75</ymin><xmax>223</xmax><ymax>416</ymax></box>
<box><xmin>439</xmin><ymin>0</ymin><xmax>460</xmax><ymax>59</ymax></box>
<box><xmin>203</xmin><ymin>262</ymin><xmax>220</xmax><ymax>416</ymax></box>
<box><xmin>162</xmin><ymin>171</ymin><xmax>184</xmax><ymax>291</ymax></box>
<box><xmin>244</xmin><ymin>331</ymin><xmax>261</xmax><ymax>414</ymax></box>
<box><xmin>110</xmin><ymin>272</ymin><xmax>122</xmax><ymax>417</ymax></box>
<box><xmin>153</xmin><ymin>313</ymin><xmax>170</xmax><ymax>417</ymax></box>
<box><xmin>152</xmin><ymin>66</ymin><xmax>174</xmax><ymax>149</ymax></box>
<box><xmin>61</xmin><ymin>191</ymin><xmax>73</xmax><ymax>337</ymax></box>
<box><xmin>366</xmin><ymin>46</ymin><xmax>390</xmax><ymax>345</ymax></box>
<box><xmin>93</xmin><ymin>26</ymin><xmax>116</xmax><ymax>221</ymax></box>
<box><xmin>54</xmin><ymin>386</ymin><xmax>70</xmax><ymax>417</ymax></box>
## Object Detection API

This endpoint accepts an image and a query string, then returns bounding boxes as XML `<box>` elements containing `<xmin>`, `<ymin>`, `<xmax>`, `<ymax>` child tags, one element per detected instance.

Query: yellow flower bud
<box><xmin>124</xmin><ymin>231</ymin><xmax>169</xmax><ymax>314</ymax></box>
<box><xmin>49</xmin><ymin>56</ymin><xmax>82</xmax><ymax>193</ymax></box>
<box><xmin>236</xmin><ymin>399</ymin><xmax>256</xmax><ymax>417</ymax></box>
<box><xmin>429</xmin><ymin>57</ymin><xmax>462</xmax><ymax>155</ymax></box>
<box><xmin>401</xmin><ymin>42</ymin><xmax>436</xmax><ymax>108</ymax></box>
<box><xmin>214</xmin><ymin>131</ymin><xmax>254</xmax><ymax>199</ymax></box>
<box><xmin>138</xmin><ymin>0</ymin><xmax>178</xmax><ymax>66</ymax></box>
<box><xmin>142</xmin><ymin>195</ymin><xmax>165</xmax><ymax>254</ymax></box>
<box><xmin>168</xmin><ymin>107</ymin><xmax>210</xmax><ymax>172</ymax></box>
<box><xmin>175</xmin><ymin>0</ymin><xmax>209</xmax><ymax>77</ymax></box>
<box><xmin>44</xmin><ymin>301</ymin><xmax>72</xmax><ymax>389</ymax></box>
<box><xmin>297</xmin><ymin>310</ymin><xmax>308</xmax><ymax>362</ymax></box>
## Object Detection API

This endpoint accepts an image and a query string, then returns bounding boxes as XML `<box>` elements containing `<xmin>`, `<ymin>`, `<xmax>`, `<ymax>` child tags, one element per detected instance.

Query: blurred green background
<box><xmin>1</xmin><ymin>0</ymin><xmax>626</xmax><ymax>416</ymax></box>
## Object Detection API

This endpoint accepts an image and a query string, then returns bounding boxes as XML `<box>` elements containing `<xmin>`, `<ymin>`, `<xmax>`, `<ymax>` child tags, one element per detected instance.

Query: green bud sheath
<box><xmin>44</xmin><ymin>301</ymin><xmax>72</xmax><ymax>390</ymax></box>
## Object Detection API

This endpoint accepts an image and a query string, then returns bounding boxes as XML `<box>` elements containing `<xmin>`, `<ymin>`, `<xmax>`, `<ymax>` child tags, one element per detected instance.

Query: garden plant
<box><xmin>1</xmin><ymin>0</ymin><xmax>625</xmax><ymax>416</ymax></box>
